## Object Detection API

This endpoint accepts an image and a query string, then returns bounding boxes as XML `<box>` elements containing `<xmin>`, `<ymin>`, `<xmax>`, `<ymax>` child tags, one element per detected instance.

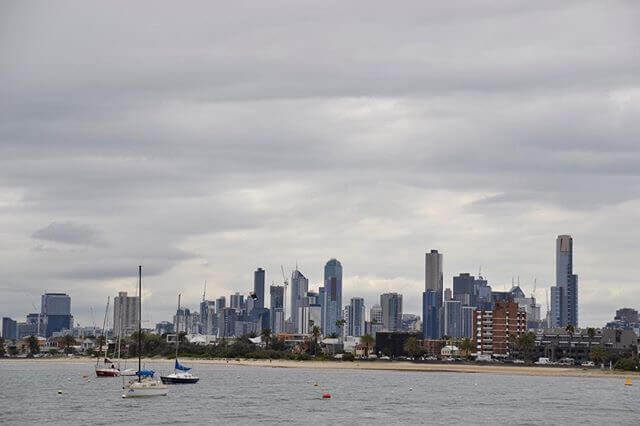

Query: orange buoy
<box><xmin>322</xmin><ymin>393</ymin><xmax>331</xmax><ymax>399</ymax></box>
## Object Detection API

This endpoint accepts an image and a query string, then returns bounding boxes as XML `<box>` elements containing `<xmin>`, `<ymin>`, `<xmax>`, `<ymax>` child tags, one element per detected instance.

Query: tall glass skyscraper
<box><xmin>380</xmin><ymin>293</ymin><xmax>403</xmax><ymax>332</ymax></box>
<box><xmin>322</xmin><ymin>259</ymin><xmax>342</xmax><ymax>336</ymax></box>
<box><xmin>41</xmin><ymin>292</ymin><xmax>72</xmax><ymax>337</ymax></box>
<box><xmin>348</xmin><ymin>297</ymin><xmax>365</xmax><ymax>337</ymax></box>
<box><xmin>253</xmin><ymin>268</ymin><xmax>266</xmax><ymax>311</ymax></box>
<box><xmin>290</xmin><ymin>269</ymin><xmax>309</xmax><ymax>333</ymax></box>
<box><xmin>550</xmin><ymin>235</ymin><xmax>578</xmax><ymax>328</ymax></box>
<box><xmin>424</xmin><ymin>250</ymin><xmax>443</xmax><ymax>339</ymax></box>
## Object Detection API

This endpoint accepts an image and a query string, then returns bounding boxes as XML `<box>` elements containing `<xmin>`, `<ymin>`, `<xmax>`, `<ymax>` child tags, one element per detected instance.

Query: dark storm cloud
<box><xmin>1</xmin><ymin>0</ymin><xmax>639</xmax><ymax>326</ymax></box>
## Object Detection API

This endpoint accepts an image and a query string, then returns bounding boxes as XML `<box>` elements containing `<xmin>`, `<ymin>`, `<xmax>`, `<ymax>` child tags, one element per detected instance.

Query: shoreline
<box><xmin>3</xmin><ymin>357</ymin><xmax>638</xmax><ymax>379</ymax></box>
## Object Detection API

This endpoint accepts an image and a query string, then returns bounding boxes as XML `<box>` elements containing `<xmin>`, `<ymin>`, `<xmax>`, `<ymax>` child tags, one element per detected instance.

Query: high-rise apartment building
<box><xmin>348</xmin><ymin>297</ymin><xmax>365</xmax><ymax>337</ymax></box>
<box><xmin>200</xmin><ymin>300</ymin><xmax>216</xmax><ymax>334</ymax></box>
<box><xmin>113</xmin><ymin>291</ymin><xmax>140</xmax><ymax>337</ymax></box>
<box><xmin>290</xmin><ymin>270</ymin><xmax>309</xmax><ymax>333</ymax></box>
<box><xmin>253</xmin><ymin>268</ymin><xmax>266</xmax><ymax>311</ymax></box>
<box><xmin>380</xmin><ymin>293</ymin><xmax>403</xmax><ymax>332</ymax></box>
<box><xmin>474</xmin><ymin>300</ymin><xmax>527</xmax><ymax>356</ymax></box>
<box><xmin>424</xmin><ymin>250</ymin><xmax>443</xmax><ymax>339</ymax></box>
<box><xmin>461</xmin><ymin>306</ymin><xmax>475</xmax><ymax>338</ymax></box>
<box><xmin>370</xmin><ymin>304</ymin><xmax>383</xmax><ymax>324</ymax></box>
<box><xmin>550</xmin><ymin>235</ymin><xmax>578</xmax><ymax>328</ymax></box>
<box><xmin>322</xmin><ymin>259</ymin><xmax>343</xmax><ymax>336</ymax></box>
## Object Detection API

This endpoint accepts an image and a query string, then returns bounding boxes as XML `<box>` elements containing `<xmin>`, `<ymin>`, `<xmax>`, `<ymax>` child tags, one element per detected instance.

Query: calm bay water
<box><xmin>1</xmin><ymin>360</ymin><xmax>639</xmax><ymax>425</ymax></box>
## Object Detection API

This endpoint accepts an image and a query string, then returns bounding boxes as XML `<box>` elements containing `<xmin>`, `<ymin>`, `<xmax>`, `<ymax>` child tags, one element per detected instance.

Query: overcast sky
<box><xmin>1</xmin><ymin>1</ymin><xmax>639</xmax><ymax>328</ymax></box>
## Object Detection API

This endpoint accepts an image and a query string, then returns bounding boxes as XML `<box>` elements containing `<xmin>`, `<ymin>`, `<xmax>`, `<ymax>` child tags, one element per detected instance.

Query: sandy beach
<box><xmin>4</xmin><ymin>357</ymin><xmax>638</xmax><ymax>379</ymax></box>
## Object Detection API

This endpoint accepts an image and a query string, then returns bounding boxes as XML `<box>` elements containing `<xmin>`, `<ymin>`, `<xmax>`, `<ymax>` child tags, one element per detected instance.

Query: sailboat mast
<box><xmin>138</xmin><ymin>265</ymin><xmax>142</xmax><ymax>383</ymax></box>
<box><xmin>175</xmin><ymin>294</ymin><xmax>181</xmax><ymax>370</ymax></box>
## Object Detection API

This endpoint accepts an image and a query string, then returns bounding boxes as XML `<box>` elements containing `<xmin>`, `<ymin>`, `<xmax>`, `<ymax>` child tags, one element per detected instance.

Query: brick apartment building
<box><xmin>474</xmin><ymin>300</ymin><xmax>527</xmax><ymax>356</ymax></box>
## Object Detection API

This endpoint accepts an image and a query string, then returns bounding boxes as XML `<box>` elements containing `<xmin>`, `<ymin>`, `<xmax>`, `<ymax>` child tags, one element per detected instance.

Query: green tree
<box><xmin>0</xmin><ymin>337</ymin><xmax>5</xmax><ymax>357</ymax></box>
<box><xmin>361</xmin><ymin>334</ymin><xmax>375</xmax><ymax>357</ymax></box>
<box><xmin>590</xmin><ymin>345</ymin><xmax>610</xmax><ymax>365</ymax></box>
<box><xmin>311</xmin><ymin>326</ymin><xmax>322</xmax><ymax>355</ymax></box>
<box><xmin>459</xmin><ymin>337</ymin><xmax>474</xmax><ymax>359</ymax></box>
<box><xmin>27</xmin><ymin>335</ymin><xmax>40</xmax><ymax>355</ymax></box>
<box><xmin>515</xmin><ymin>332</ymin><xmax>536</xmax><ymax>361</ymax></box>
<box><xmin>261</xmin><ymin>328</ymin><xmax>272</xmax><ymax>349</ymax></box>
<box><xmin>587</xmin><ymin>327</ymin><xmax>596</xmax><ymax>353</ymax></box>
<box><xmin>403</xmin><ymin>336</ymin><xmax>422</xmax><ymax>360</ymax></box>
<box><xmin>335</xmin><ymin>319</ymin><xmax>346</xmax><ymax>338</ymax></box>
<box><xmin>62</xmin><ymin>334</ymin><xmax>76</xmax><ymax>354</ymax></box>
<box><xmin>8</xmin><ymin>346</ymin><xmax>18</xmax><ymax>356</ymax></box>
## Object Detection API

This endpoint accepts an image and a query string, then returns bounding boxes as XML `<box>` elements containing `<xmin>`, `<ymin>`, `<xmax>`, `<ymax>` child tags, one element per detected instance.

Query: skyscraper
<box><xmin>2</xmin><ymin>317</ymin><xmax>17</xmax><ymax>339</ymax></box>
<box><xmin>380</xmin><ymin>293</ymin><xmax>403</xmax><ymax>332</ymax></box>
<box><xmin>422</xmin><ymin>290</ymin><xmax>440</xmax><ymax>339</ymax></box>
<box><xmin>461</xmin><ymin>306</ymin><xmax>475</xmax><ymax>338</ymax></box>
<box><xmin>348</xmin><ymin>297</ymin><xmax>365</xmax><ymax>337</ymax></box>
<box><xmin>41</xmin><ymin>293</ymin><xmax>72</xmax><ymax>337</ymax></box>
<box><xmin>444</xmin><ymin>299</ymin><xmax>462</xmax><ymax>338</ymax></box>
<box><xmin>370</xmin><ymin>304</ymin><xmax>383</xmax><ymax>325</ymax></box>
<box><xmin>270</xmin><ymin>285</ymin><xmax>285</xmax><ymax>333</ymax></box>
<box><xmin>230</xmin><ymin>292</ymin><xmax>245</xmax><ymax>311</ymax></box>
<box><xmin>424</xmin><ymin>250</ymin><xmax>443</xmax><ymax>339</ymax></box>
<box><xmin>200</xmin><ymin>300</ymin><xmax>216</xmax><ymax>334</ymax></box>
<box><xmin>113</xmin><ymin>291</ymin><xmax>140</xmax><ymax>337</ymax></box>
<box><xmin>550</xmin><ymin>235</ymin><xmax>578</xmax><ymax>328</ymax></box>
<box><xmin>322</xmin><ymin>259</ymin><xmax>343</xmax><ymax>336</ymax></box>
<box><xmin>253</xmin><ymin>268</ymin><xmax>266</xmax><ymax>310</ymax></box>
<box><xmin>290</xmin><ymin>269</ymin><xmax>309</xmax><ymax>332</ymax></box>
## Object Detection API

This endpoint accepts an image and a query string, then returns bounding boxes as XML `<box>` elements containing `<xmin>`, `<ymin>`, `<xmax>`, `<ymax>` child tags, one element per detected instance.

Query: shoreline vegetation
<box><xmin>4</xmin><ymin>356</ymin><xmax>639</xmax><ymax>379</ymax></box>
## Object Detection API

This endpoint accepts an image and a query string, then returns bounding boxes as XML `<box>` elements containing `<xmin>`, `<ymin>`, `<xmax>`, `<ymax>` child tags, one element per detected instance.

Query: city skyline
<box><xmin>2</xmin><ymin>2</ymin><xmax>638</xmax><ymax>329</ymax></box>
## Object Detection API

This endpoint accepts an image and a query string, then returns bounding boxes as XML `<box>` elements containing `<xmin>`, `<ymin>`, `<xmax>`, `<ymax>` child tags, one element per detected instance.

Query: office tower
<box><xmin>322</xmin><ymin>259</ymin><xmax>343</xmax><ymax>336</ymax></box>
<box><xmin>253</xmin><ymin>268</ymin><xmax>266</xmax><ymax>311</ymax></box>
<box><xmin>113</xmin><ymin>291</ymin><xmax>140</xmax><ymax>337</ymax></box>
<box><xmin>155</xmin><ymin>321</ymin><xmax>174</xmax><ymax>335</ymax></box>
<box><xmin>200</xmin><ymin>300</ymin><xmax>216</xmax><ymax>334</ymax></box>
<box><xmin>218</xmin><ymin>307</ymin><xmax>237</xmax><ymax>338</ymax></box>
<box><xmin>270</xmin><ymin>285</ymin><xmax>284</xmax><ymax>332</ymax></box>
<box><xmin>401</xmin><ymin>314</ymin><xmax>420</xmax><ymax>331</ymax></box>
<box><xmin>453</xmin><ymin>273</ymin><xmax>477</xmax><ymax>306</ymax></box>
<box><xmin>370</xmin><ymin>304</ymin><xmax>383</xmax><ymax>324</ymax></box>
<box><xmin>550</xmin><ymin>235</ymin><xmax>578</xmax><ymax>328</ymax></box>
<box><xmin>318</xmin><ymin>286</ymin><xmax>325</xmax><ymax>333</ymax></box>
<box><xmin>444</xmin><ymin>288</ymin><xmax>452</xmax><ymax>301</ymax></box>
<box><xmin>422</xmin><ymin>290</ymin><xmax>440</xmax><ymax>339</ymax></box>
<box><xmin>230</xmin><ymin>292</ymin><xmax>245</xmax><ymax>311</ymax></box>
<box><xmin>2</xmin><ymin>317</ymin><xmax>17</xmax><ymax>339</ymax></box>
<box><xmin>615</xmin><ymin>308</ymin><xmax>639</xmax><ymax>324</ymax></box>
<box><xmin>348</xmin><ymin>297</ymin><xmax>365</xmax><ymax>337</ymax></box>
<box><xmin>424</xmin><ymin>250</ymin><xmax>443</xmax><ymax>339</ymax></box>
<box><xmin>461</xmin><ymin>306</ymin><xmax>475</xmax><ymax>338</ymax></box>
<box><xmin>252</xmin><ymin>308</ymin><xmax>270</xmax><ymax>333</ymax></box>
<box><xmin>41</xmin><ymin>293</ymin><xmax>72</xmax><ymax>337</ymax></box>
<box><xmin>290</xmin><ymin>270</ymin><xmax>309</xmax><ymax>333</ymax></box>
<box><xmin>173</xmin><ymin>307</ymin><xmax>191</xmax><ymax>334</ymax></box>
<box><xmin>474</xmin><ymin>300</ymin><xmax>527</xmax><ymax>356</ymax></box>
<box><xmin>342</xmin><ymin>306</ymin><xmax>350</xmax><ymax>339</ymax></box>
<box><xmin>380</xmin><ymin>293</ymin><xmax>403</xmax><ymax>332</ymax></box>
<box><xmin>444</xmin><ymin>299</ymin><xmax>462</xmax><ymax>338</ymax></box>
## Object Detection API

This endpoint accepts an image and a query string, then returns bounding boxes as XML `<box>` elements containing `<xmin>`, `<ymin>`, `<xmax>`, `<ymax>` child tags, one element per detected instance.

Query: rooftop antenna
<box><xmin>517</xmin><ymin>276</ymin><xmax>520</xmax><ymax>286</ymax></box>
<box><xmin>202</xmin><ymin>280</ymin><xmax>207</xmax><ymax>302</ymax></box>
<box><xmin>478</xmin><ymin>265</ymin><xmax>482</xmax><ymax>278</ymax></box>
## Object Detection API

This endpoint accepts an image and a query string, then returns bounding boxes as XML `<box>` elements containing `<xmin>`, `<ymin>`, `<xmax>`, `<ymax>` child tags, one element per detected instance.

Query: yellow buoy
<box><xmin>625</xmin><ymin>378</ymin><xmax>632</xmax><ymax>386</ymax></box>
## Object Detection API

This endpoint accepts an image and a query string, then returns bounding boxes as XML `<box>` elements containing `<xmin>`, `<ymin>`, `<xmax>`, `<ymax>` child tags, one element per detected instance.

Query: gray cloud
<box><xmin>1</xmin><ymin>1</ymin><xmax>639</xmax><ymax>327</ymax></box>
<box><xmin>32</xmin><ymin>222</ymin><xmax>105</xmax><ymax>247</ymax></box>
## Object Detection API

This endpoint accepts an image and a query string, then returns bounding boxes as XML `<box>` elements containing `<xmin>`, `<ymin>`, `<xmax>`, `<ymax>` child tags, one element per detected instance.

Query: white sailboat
<box><xmin>95</xmin><ymin>297</ymin><xmax>119</xmax><ymax>377</ymax></box>
<box><xmin>160</xmin><ymin>294</ymin><xmax>199</xmax><ymax>384</ymax></box>
<box><xmin>123</xmin><ymin>266</ymin><xmax>168</xmax><ymax>398</ymax></box>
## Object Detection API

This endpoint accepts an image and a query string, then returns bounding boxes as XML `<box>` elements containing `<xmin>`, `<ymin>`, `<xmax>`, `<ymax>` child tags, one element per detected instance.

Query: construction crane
<box><xmin>281</xmin><ymin>265</ymin><xmax>289</xmax><ymax>320</ymax></box>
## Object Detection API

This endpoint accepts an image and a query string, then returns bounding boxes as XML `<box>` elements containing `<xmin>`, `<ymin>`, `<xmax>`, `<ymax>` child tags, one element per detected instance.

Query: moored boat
<box><xmin>160</xmin><ymin>294</ymin><xmax>199</xmax><ymax>385</ymax></box>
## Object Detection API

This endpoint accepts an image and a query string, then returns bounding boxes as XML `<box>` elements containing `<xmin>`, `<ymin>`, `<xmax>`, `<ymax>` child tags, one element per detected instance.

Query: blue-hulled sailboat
<box><xmin>160</xmin><ymin>294</ymin><xmax>199</xmax><ymax>384</ymax></box>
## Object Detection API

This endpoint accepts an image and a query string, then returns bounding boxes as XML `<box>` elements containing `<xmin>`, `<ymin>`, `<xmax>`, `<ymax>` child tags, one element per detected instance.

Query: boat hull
<box><xmin>96</xmin><ymin>368</ymin><xmax>119</xmax><ymax>377</ymax></box>
<box><xmin>124</xmin><ymin>380</ymin><xmax>168</xmax><ymax>397</ymax></box>
<box><xmin>160</xmin><ymin>375</ymin><xmax>199</xmax><ymax>384</ymax></box>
